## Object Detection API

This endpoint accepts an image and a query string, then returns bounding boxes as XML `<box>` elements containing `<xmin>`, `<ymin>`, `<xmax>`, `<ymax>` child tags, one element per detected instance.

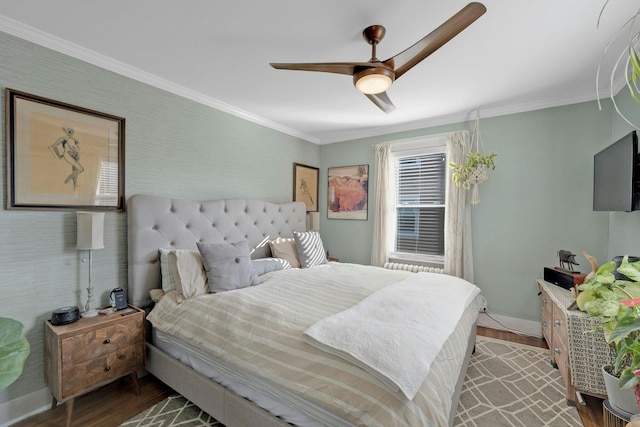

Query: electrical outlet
<box><xmin>479</xmin><ymin>296</ymin><xmax>488</xmax><ymax>313</ymax></box>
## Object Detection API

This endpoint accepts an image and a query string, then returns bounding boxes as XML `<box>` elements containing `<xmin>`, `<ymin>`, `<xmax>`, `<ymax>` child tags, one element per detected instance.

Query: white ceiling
<box><xmin>0</xmin><ymin>1</ymin><xmax>637</xmax><ymax>144</ymax></box>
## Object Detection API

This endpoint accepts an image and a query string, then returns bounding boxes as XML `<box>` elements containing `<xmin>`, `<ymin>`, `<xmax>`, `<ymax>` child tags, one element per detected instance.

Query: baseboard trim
<box><xmin>0</xmin><ymin>387</ymin><xmax>51</xmax><ymax>427</ymax></box>
<box><xmin>477</xmin><ymin>312</ymin><xmax>542</xmax><ymax>338</ymax></box>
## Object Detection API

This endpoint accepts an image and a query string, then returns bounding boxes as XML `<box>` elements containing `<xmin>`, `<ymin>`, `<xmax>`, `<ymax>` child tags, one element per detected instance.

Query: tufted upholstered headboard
<box><xmin>127</xmin><ymin>194</ymin><xmax>307</xmax><ymax>308</ymax></box>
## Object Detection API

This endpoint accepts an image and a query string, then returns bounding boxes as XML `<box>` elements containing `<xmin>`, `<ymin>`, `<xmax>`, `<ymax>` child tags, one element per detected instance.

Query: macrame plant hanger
<box><xmin>468</xmin><ymin>111</ymin><xmax>488</xmax><ymax>205</ymax></box>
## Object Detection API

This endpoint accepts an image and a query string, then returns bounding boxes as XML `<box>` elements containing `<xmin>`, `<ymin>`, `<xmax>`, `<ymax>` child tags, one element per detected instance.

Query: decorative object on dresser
<box><xmin>577</xmin><ymin>256</ymin><xmax>640</xmax><ymax>415</ymax></box>
<box><xmin>293</xmin><ymin>163</ymin><xmax>319</xmax><ymax>212</ymax></box>
<box><xmin>44</xmin><ymin>305</ymin><xmax>144</xmax><ymax>427</ymax></box>
<box><xmin>537</xmin><ymin>279</ymin><xmax>613</xmax><ymax>406</ymax></box>
<box><xmin>5</xmin><ymin>89</ymin><xmax>125</xmax><ymax>211</ymax></box>
<box><xmin>543</xmin><ymin>267</ymin><xmax>586</xmax><ymax>291</ymax></box>
<box><xmin>76</xmin><ymin>211</ymin><xmax>105</xmax><ymax>318</ymax></box>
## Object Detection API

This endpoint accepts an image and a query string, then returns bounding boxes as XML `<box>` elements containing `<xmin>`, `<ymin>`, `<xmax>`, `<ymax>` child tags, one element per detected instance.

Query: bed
<box><xmin>127</xmin><ymin>193</ymin><xmax>481</xmax><ymax>427</ymax></box>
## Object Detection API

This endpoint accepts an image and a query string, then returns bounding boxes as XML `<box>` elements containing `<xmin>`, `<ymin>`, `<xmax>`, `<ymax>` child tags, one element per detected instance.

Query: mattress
<box><xmin>147</xmin><ymin>263</ymin><xmax>481</xmax><ymax>427</ymax></box>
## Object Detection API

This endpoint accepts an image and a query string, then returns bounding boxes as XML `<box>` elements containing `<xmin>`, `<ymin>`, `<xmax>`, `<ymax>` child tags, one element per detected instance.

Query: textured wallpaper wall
<box><xmin>319</xmin><ymin>101</ymin><xmax>614</xmax><ymax>323</ymax></box>
<box><xmin>0</xmin><ymin>31</ymin><xmax>318</xmax><ymax>407</ymax></box>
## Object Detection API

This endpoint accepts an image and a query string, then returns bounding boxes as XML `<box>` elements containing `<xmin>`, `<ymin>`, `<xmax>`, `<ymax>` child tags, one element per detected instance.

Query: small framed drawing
<box><xmin>6</xmin><ymin>89</ymin><xmax>125</xmax><ymax>211</ymax></box>
<box><xmin>328</xmin><ymin>164</ymin><xmax>368</xmax><ymax>220</ymax></box>
<box><xmin>293</xmin><ymin>163</ymin><xmax>319</xmax><ymax>212</ymax></box>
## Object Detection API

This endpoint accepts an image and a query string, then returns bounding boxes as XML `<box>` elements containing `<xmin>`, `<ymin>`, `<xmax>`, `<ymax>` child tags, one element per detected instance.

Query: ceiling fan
<box><xmin>270</xmin><ymin>2</ymin><xmax>486</xmax><ymax>113</ymax></box>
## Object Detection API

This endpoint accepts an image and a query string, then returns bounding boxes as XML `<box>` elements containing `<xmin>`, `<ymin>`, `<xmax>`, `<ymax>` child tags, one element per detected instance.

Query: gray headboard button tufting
<box><xmin>127</xmin><ymin>194</ymin><xmax>307</xmax><ymax>308</ymax></box>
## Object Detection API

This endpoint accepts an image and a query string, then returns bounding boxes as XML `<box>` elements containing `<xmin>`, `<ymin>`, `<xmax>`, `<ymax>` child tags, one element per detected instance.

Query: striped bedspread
<box><xmin>147</xmin><ymin>263</ymin><xmax>481</xmax><ymax>427</ymax></box>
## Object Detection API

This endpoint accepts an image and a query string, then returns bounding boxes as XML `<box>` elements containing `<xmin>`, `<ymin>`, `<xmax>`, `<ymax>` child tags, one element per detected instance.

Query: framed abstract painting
<box><xmin>6</xmin><ymin>89</ymin><xmax>125</xmax><ymax>211</ymax></box>
<box><xmin>328</xmin><ymin>164</ymin><xmax>368</xmax><ymax>220</ymax></box>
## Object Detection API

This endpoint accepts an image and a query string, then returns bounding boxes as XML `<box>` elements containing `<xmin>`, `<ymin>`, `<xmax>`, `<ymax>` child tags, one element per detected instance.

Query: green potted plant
<box><xmin>449</xmin><ymin>152</ymin><xmax>497</xmax><ymax>189</ymax></box>
<box><xmin>0</xmin><ymin>317</ymin><xmax>30</xmax><ymax>390</ymax></box>
<box><xmin>577</xmin><ymin>256</ymin><xmax>640</xmax><ymax>413</ymax></box>
<box><xmin>596</xmin><ymin>1</ymin><xmax>640</xmax><ymax>127</ymax></box>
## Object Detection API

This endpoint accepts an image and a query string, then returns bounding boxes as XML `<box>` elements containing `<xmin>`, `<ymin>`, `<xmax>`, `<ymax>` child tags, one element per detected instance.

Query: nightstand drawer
<box><xmin>61</xmin><ymin>342</ymin><xmax>143</xmax><ymax>399</ymax></box>
<box><xmin>61</xmin><ymin>316</ymin><xmax>143</xmax><ymax>365</ymax></box>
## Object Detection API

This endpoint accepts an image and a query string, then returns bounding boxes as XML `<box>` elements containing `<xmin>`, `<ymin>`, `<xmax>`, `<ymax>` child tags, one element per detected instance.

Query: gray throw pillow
<box><xmin>252</xmin><ymin>258</ymin><xmax>292</xmax><ymax>276</ymax></box>
<box><xmin>197</xmin><ymin>241</ymin><xmax>261</xmax><ymax>293</ymax></box>
<box><xmin>293</xmin><ymin>231</ymin><xmax>328</xmax><ymax>268</ymax></box>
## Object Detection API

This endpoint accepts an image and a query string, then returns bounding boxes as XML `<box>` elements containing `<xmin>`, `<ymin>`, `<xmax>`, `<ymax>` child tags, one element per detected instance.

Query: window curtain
<box><xmin>371</xmin><ymin>143</ymin><xmax>393</xmax><ymax>267</ymax></box>
<box><xmin>445</xmin><ymin>131</ymin><xmax>474</xmax><ymax>282</ymax></box>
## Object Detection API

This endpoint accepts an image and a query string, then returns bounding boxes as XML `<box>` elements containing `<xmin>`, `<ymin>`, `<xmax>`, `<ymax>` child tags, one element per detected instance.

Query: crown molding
<box><xmin>0</xmin><ymin>14</ymin><xmax>628</xmax><ymax>146</ymax></box>
<box><xmin>0</xmin><ymin>15</ymin><xmax>319</xmax><ymax>144</ymax></box>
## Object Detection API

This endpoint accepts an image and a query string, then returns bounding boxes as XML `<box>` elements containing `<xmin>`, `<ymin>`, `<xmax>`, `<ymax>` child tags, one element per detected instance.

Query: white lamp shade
<box><xmin>307</xmin><ymin>212</ymin><xmax>320</xmax><ymax>231</ymax></box>
<box><xmin>76</xmin><ymin>212</ymin><xmax>105</xmax><ymax>250</ymax></box>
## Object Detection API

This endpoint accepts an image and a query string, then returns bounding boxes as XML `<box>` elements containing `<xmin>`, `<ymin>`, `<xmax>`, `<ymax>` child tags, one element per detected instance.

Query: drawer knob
<box><xmin>118</xmin><ymin>354</ymin><xmax>125</xmax><ymax>360</ymax></box>
<box><xmin>554</xmin><ymin>347</ymin><xmax>560</xmax><ymax>354</ymax></box>
<box><xmin>543</xmin><ymin>299</ymin><xmax>547</xmax><ymax>304</ymax></box>
<box><xmin>554</xmin><ymin>320</ymin><xmax>561</xmax><ymax>326</ymax></box>
<box><xmin>103</xmin><ymin>338</ymin><xmax>111</xmax><ymax>344</ymax></box>
<box><xmin>542</xmin><ymin>321</ymin><xmax>547</xmax><ymax>327</ymax></box>
<box><xmin>104</xmin><ymin>366</ymin><xmax>111</xmax><ymax>372</ymax></box>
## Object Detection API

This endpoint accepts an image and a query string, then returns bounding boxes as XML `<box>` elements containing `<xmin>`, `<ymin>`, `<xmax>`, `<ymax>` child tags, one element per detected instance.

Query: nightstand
<box><xmin>44</xmin><ymin>305</ymin><xmax>144</xmax><ymax>427</ymax></box>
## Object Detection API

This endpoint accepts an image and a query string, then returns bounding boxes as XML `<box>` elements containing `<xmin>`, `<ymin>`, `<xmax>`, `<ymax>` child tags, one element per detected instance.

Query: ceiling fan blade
<box><xmin>366</xmin><ymin>92</ymin><xmax>396</xmax><ymax>113</ymax></box>
<box><xmin>386</xmin><ymin>2</ymin><xmax>486</xmax><ymax>80</ymax></box>
<box><xmin>270</xmin><ymin>62</ymin><xmax>377</xmax><ymax>76</ymax></box>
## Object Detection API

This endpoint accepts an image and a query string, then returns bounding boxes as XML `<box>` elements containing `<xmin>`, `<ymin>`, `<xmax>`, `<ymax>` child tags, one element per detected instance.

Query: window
<box><xmin>390</xmin><ymin>140</ymin><xmax>446</xmax><ymax>263</ymax></box>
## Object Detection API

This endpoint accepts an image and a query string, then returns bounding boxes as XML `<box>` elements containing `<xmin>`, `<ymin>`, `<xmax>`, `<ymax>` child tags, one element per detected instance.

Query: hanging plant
<box><xmin>596</xmin><ymin>1</ymin><xmax>640</xmax><ymax>127</ymax></box>
<box><xmin>449</xmin><ymin>152</ymin><xmax>497</xmax><ymax>189</ymax></box>
<box><xmin>449</xmin><ymin>115</ymin><xmax>497</xmax><ymax>204</ymax></box>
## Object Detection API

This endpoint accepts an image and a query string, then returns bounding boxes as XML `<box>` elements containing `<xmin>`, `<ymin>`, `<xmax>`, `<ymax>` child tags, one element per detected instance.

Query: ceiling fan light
<box><xmin>354</xmin><ymin>68</ymin><xmax>394</xmax><ymax>94</ymax></box>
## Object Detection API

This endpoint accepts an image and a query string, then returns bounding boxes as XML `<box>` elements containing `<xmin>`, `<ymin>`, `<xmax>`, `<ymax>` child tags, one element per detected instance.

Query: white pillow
<box><xmin>168</xmin><ymin>250</ymin><xmax>208</xmax><ymax>299</ymax></box>
<box><xmin>293</xmin><ymin>231</ymin><xmax>328</xmax><ymax>268</ymax></box>
<box><xmin>268</xmin><ymin>238</ymin><xmax>301</xmax><ymax>268</ymax></box>
<box><xmin>158</xmin><ymin>249</ymin><xmax>208</xmax><ymax>299</ymax></box>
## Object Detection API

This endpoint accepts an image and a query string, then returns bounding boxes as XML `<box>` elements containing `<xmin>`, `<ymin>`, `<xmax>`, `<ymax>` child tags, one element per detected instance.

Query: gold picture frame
<box><xmin>6</xmin><ymin>89</ymin><xmax>125</xmax><ymax>211</ymax></box>
<box><xmin>293</xmin><ymin>163</ymin><xmax>319</xmax><ymax>212</ymax></box>
<box><xmin>328</xmin><ymin>164</ymin><xmax>368</xmax><ymax>220</ymax></box>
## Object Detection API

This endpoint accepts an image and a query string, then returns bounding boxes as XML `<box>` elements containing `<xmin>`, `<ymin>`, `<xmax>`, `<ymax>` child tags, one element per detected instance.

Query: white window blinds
<box><xmin>393</xmin><ymin>151</ymin><xmax>446</xmax><ymax>259</ymax></box>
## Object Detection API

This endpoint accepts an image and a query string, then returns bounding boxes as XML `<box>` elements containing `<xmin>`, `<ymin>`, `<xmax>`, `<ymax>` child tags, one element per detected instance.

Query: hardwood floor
<box><xmin>13</xmin><ymin>327</ymin><xmax>603</xmax><ymax>427</ymax></box>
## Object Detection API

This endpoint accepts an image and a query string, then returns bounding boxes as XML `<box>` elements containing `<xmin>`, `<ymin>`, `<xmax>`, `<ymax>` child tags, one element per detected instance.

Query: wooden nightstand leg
<box><xmin>65</xmin><ymin>398</ymin><xmax>74</xmax><ymax>427</ymax></box>
<box><xmin>130</xmin><ymin>372</ymin><xmax>141</xmax><ymax>396</ymax></box>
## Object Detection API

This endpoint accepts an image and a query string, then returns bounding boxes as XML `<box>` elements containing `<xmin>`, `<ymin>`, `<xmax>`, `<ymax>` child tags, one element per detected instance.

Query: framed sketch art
<box><xmin>293</xmin><ymin>163</ymin><xmax>319</xmax><ymax>212</ymax></box>
<box><xmin>6</xmin><ymin>89</ymin><xmax>125</xmax><ymax>211</ymax></box>
<box><xmin>328</xmin><ymin>164</ymin><xmax>368</xmax><ymax>220</ymax></box>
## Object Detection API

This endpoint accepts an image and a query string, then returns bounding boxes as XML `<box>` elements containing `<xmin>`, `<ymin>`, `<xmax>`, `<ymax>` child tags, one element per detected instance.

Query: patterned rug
<box><xmin>454</xmin><ymin>336</ymin><xmax>582</xmax><ymax>427</ymax></box>
<box><xmin>121</xmin><ymin>336</ymin><xmax>581</xmax><ymax>426</ymax></box>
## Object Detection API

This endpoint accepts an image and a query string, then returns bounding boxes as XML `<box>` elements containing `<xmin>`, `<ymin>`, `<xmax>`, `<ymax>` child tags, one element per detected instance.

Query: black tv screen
<box><xmin>593</xmin><ymin>131</ymin><xmax>638</xmax><ymax>212</ymax></box>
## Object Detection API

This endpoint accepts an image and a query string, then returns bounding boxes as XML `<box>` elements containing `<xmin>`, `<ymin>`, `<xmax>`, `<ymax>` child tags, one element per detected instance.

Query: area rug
<box><xmin>454</xmin><ymin>336</ymin><xmax>582</xmax><ymax>427</ymax></box>
<box><xmin>121</xmin><ymin>336</ymin><xmax>581</xmax><ymax>426</ymax></box>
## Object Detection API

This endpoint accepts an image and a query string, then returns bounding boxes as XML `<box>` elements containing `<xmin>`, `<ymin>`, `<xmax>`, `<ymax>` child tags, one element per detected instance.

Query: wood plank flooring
<box><xmin>13</xmin><ymin>327</ymin><xmax>603</xmax><ymax>427</ymax></box>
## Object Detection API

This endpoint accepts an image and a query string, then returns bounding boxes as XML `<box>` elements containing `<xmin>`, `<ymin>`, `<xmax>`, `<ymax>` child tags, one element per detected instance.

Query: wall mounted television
<box><xmin>593</xmin><ymin>131</ymin><xmax>639</xmax><ymax>212</ymax></box>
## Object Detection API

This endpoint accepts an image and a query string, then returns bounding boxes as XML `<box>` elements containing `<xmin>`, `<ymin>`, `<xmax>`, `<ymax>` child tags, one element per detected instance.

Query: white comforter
<box><xmin>303</xmin><ymin>272</ymin><xmax>480</xmax><ymax>400</ymax></box>
<box><xmin>147</xmin><ymin>263</ymin><xmax>481</xmax><ymax>427</ymax></box>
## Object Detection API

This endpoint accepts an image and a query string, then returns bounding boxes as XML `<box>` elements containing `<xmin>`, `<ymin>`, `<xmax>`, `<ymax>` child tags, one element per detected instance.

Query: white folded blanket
<box><xmin>303</xmin><ymin>272</ymin><xmax>480</xmax><ymax>400</ymax></box>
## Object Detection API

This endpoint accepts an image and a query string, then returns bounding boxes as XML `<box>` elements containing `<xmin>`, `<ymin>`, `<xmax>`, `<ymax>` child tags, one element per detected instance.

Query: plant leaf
<box><xmin>0</xmin><ymin>317</ymin><xmax>30</xmax><ymax>391</ymax></box>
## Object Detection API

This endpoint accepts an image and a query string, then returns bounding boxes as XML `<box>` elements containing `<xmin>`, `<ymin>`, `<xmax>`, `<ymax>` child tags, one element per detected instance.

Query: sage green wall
<box><xmin>608</xmin><ymin>89</ymin><xmax>640</xmax><ymax>258</ymax></box>
<box><xmin>320</xmin><ymin>101</ymin><xmax>613</xmax><ymax>322</ymax></box>
<box><xmin>0</xmin><ymin>32</ymin><xmax>318</xmax><ymax>407</ymax></box>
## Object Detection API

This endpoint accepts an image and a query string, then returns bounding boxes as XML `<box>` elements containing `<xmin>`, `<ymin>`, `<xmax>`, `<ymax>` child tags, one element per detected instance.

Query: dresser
<box><xmin>44</xmin><ymin>306</ymin><xmax>144</xmax><ymax>427</ymax></box>
<box><xmin>537</xmin><ymin>279</ymin><xmax>613</xmax><ymax>404</ymax></box>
